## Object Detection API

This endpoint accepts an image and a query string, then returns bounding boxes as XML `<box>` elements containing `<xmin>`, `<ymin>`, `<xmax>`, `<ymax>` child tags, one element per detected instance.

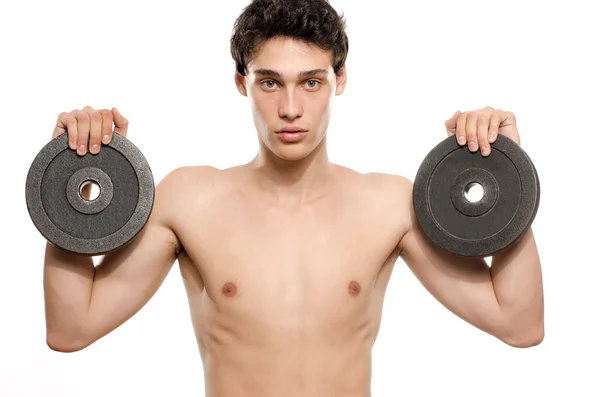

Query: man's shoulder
<box><xmin>157</xmin><ymin>164</ymin><xmax>246</xmax><ymax>200</ymax></box>
<box><xmin>355</xmin><ymin>170</ymin><xmax>413</xmax><ymax>199</ymax></box>
<box><xmin>336</xmin><ymin>167</ymin><xmax>414</xmax><ymax>219</ymax></box>
<box><xmin>152</xmin><ymin>165</ymin><xmax>218</xmax><ymax>203</ymax></box>
<box><xmin>161</xmin><ymin>165</ymin><xmax>221</xmax><ymax>186</ymax></box>
<box><xmin>339</xmin><ymin>168</ymin><xmax>413</xmax><ymax>246</ymax></box>
<box><xmin>151</xmin><ymin>165</ymin><xmax>235</xmax><ymax>223</ymax></box>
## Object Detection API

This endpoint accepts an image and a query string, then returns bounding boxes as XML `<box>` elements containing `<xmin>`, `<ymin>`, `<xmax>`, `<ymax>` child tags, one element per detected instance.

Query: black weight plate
<box><xmin>25</xmin><ymin>133</ymin><xmax>155</xmax><ymax>256</ymax></box>
<box><xmin>413</xmin><ymin>134</ymin><xmax>540</xmax><ymax>257</ymax></box>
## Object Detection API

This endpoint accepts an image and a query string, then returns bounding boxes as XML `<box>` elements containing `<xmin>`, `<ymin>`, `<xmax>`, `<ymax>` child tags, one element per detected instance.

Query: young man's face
<box><xmin>235</xmin><ymin>36</ymin><xmax>347</xmax><ymax>161</ymax></box>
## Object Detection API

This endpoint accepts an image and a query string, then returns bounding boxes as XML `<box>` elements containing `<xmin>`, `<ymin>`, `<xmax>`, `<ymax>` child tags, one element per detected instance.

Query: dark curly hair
<box><xmin>230</xmin><ymin>0</ymin><xmax>349</xmax><ymax>77</ymax></box>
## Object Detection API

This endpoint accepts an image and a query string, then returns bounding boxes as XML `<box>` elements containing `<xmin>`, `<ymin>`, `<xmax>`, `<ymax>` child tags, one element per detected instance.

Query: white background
<box><xmin>1</xmin><ymin>0</ymin><xmax>598</xmax><ymax>396</ymax></box>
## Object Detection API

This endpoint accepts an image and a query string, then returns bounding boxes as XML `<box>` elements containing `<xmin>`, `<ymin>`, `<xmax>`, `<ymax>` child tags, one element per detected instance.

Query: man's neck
<box><xmin>247</xmin><ymin>137</ymin><xmax>336</xmax><ymax>207</ymax></box>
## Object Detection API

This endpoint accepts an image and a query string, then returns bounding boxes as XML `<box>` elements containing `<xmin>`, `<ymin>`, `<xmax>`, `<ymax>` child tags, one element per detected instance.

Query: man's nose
<box><xmin>278</xmin><ymin>89</ymin><xmax>303</xmax><ymax>120</ymax></box>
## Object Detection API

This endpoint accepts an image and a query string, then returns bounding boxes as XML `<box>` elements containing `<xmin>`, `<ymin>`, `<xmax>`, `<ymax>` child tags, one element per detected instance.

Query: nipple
<box><xmin>222</xmin><ymin>282</ymin><xmax>237</xmax><ymax>297</ymax></box>
<box><xmin>348</xmin><ymin>280</ymin><xmax>361</xmax><ymax>296</ymax></box>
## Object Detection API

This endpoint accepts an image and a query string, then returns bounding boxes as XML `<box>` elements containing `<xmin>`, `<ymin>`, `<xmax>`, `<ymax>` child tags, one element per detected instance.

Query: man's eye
<box><xmin>306</xmin><ymin>80</ymin><xmax>320</xmax><ymax>88</ymax></box>
<box><xmin>262</xmin><ymin>80</ymin><xmax>277</xmax><ymax>89</ymax></box>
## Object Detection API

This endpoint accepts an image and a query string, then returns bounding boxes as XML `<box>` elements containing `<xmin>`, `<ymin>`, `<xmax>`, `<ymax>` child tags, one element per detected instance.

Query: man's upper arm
<box><xmin>395</xmin><ymin>176</ymin><xmax>509</xmax><ymax>340</ymax></box>
<box><xmin>83</xmin><ymin>167</ymin><xmax>189</xmax><ymax>345</ymax></box>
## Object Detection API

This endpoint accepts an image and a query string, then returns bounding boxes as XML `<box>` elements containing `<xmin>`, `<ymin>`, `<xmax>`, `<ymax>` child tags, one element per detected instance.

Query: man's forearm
<box><xmin>490</xmin><ymin>227</ymin><xmax>544</xmax><ymax>346</ymax></box>
<box><xmin>44</xmin><ymin>242</ymin><xmax>96</xmax><ymax>350</ymax></box>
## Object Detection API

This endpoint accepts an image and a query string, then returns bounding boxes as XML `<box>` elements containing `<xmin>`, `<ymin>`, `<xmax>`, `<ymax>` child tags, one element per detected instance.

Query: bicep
<box><xmin>398</xmin><ymin>198</ymin><xmax>507</xmax><ymax>338</ymax></box>
<box><xmin>85</xmin><ymin>174</ymin><xmax>181</xmax><ymax>344</ymax></box>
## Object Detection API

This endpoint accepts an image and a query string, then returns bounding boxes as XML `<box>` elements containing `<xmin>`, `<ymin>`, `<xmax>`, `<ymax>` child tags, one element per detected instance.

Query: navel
<box><xmin>348</xmin><ymin>280</ymin><xmax>361</xmax><ymax>296</ymax></box>
<box><xmin>222</xmin><ymin>282</ymin><xmax>237</xmax><ymax>297</ymax></box>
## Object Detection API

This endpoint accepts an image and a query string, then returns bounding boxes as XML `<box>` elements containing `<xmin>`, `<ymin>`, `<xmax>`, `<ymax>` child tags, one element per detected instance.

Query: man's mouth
<box><xmin>276</xmin><ymin>129</ymin><xmax>308</xmax><ymax>142</ymax></box>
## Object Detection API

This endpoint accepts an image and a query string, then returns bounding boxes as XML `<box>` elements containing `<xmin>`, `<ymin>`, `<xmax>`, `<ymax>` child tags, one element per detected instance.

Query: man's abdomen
<box><xmin>200</xmin><ymin>336</ymin><xmax>373</xmax><ymax>397</ymax></box>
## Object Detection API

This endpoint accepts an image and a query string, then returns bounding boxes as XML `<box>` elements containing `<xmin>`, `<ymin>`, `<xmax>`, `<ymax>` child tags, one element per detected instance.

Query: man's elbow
<box><xmin>46</xmin><ymin>332</ymin><xmax>92</xmax><ymax>353</ymax></box>
<box><xmin>501</xmin><ymin>323</ymin><xmax>545</xmax><ymax>348</ymax></box>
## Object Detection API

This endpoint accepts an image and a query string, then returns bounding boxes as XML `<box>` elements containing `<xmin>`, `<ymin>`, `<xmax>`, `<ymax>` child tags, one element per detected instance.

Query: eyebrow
<box><xmin>253</xmin><ymin>68</ymin><xmax>328</xmax><ymax>78</ymax></box>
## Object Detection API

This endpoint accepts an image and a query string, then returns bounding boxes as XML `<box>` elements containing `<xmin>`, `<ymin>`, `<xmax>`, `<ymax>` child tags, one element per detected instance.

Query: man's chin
<box><xmin>269</xmin><ymin>142</ymin><xmax>313</xmax><ymax>162</ymax></box>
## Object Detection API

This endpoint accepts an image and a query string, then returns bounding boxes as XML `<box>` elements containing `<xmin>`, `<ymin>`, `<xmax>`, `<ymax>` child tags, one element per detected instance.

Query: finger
<box><xmin>69</xmin><ymin>110</ymin><xmax>83</xmax><ymax>150</ymax></box>
<box><xmin>497</xmin><ymin>109</ymin><xmax>516</xmax><ymax>128</ymax></box>
<box><xmin>455</xmin><ymin>112</ymin><xmax>467</xmax><ymax>146</ymax></box>
<box><xmin>477</xmin><ymin>114</ymin><xmax>491</xmax><ymax>156</ymax></box>
<box><xmin>465</xmin><ymin>112</ymin><xmax>478</xmax><ymax>152</ymax></box>
<box><xmin>83</xmin><ymin>107</ymin><xmax>102</xmax><ymax>155</ymax></box>
<box><xmin>52</xmin><ymin>112</ymin><xmax>68</xmax><ymax>139</ymax></box>
<box><xmin>445</xmin><ymin>110</ymin><xmax>461</xmax><ymax>136</ymax></box>
<box><xmin>100</xmin><ymin>109</ymin><xmax>114</xmax><ymax>145</ymax></box>
<box><xmin>76</xmin><ymin>111</ymin><xmax>90</xmax><ymax>156</ymax></box>
<box><xmin>112</xmin><ymin>107</ymin><xmax>128</xmax><ymax>137</ymax></box>
<box><xmin>489</xmin><ymin>111</ymin><xmax>500</xmax><ymax>143</ymax></box>
<box><xmin>53</xmin><ymin>112</ymin><xmax>78</xmax><ymax>150</ymax></box>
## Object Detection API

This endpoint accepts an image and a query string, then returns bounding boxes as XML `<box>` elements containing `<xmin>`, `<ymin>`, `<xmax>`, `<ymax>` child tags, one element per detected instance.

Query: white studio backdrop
<box><xmin>0</xmin><ymin>0</ymin><xmax>598</xmax><ymax>396</ymax></box>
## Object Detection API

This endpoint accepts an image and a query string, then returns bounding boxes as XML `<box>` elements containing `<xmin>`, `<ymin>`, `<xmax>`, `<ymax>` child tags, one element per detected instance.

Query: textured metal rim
<box><xmin>25</xmin><ymin>133</ymin><xmax>155</xmax><ymax>256</ymax></box>
<box><xmin>413</xmin><ymin>134</ymin><xmax>540</xmax><ymax>257</ymax></box>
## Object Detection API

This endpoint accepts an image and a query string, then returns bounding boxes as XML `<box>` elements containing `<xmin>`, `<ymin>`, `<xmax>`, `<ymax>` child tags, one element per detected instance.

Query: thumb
<box><xmin>112</xmin><ymin>107</ymin><xmax>129</xmax><ymax>137</ymax></box>
<box><xmin>445</xmin><ymin>110</ymin><xmax>461</xmax><ymax>134</ymax></box>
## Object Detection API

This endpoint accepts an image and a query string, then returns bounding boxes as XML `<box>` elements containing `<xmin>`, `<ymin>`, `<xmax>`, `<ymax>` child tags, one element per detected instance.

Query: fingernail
<box><xmin>91</xmin><ymin>144</ymin><xmax>99</xmax><ymax>154</ymax></box>
<box><xmin>102</xmin><ymin>135</ymin><xmax>110</xmax><ymax>144</ymax></box>
<box><xmin>78</xmin><ymin>144</ymin><xmax>86</xmax><ymax>155</ymax></box>
<box><xmin>468</xmin><ymin>141</ymin><xmax>477</xmax><ymax>151</ymax></box>
<box><xmin>458</xmin><ymin>136</ymin><xmax>466</xmax><ymax>145</ymax></box>
<box><xmin>482</xmin><ymin>146</ymin><xmax>489</xmax><ymax>156</ymax></box>
<box><xmin>70</xmin><ymin>141</ymin><xmax>77</xmax><ymax>150</ymax></box>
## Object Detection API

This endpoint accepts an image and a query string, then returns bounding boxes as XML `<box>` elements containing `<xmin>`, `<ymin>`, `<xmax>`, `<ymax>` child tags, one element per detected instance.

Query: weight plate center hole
<box><xmin>80</xmin><ymin>180</ymin><xmax>101</xmax><ymax>201</ymax></box>
<box><xmin>464</xmin><ymin>182</ymin><xmax>484</xmax><ymax>203</ymax></box>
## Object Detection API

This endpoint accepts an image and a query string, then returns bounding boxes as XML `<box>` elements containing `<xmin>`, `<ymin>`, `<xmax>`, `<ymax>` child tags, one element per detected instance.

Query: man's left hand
<box><xmin>445</xmin><ymin>106</ymin><xmax>521</xmax><ymax>157</ymax></box>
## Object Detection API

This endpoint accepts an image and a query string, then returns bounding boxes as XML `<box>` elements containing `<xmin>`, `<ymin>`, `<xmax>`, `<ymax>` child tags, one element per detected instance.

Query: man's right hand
<box><xmin>52</xmin><ymin>106</ymin><xmax>129</xmax><ymax>156</ymax></box>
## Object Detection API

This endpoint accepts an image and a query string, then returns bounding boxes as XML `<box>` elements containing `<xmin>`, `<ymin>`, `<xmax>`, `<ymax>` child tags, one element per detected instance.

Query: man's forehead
<box><xmin>247</xmin><ymin>37</ymin><xmax>334</xmax><ymax>77</ymax></box>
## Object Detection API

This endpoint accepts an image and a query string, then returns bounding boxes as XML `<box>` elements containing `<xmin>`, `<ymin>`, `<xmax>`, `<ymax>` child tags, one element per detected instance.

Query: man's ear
<box><xmin>235</xmin><ymin>70</ymin><xmax>248</xmax><ymax>96</ymax></box>
<box><xmin>335</xmin><ymin>65</ymin><xmax>347</xmax><ymax>96</ymax></box>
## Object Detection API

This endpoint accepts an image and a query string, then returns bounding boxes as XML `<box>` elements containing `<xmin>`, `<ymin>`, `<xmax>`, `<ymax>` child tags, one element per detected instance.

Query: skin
<box><xmin>45</xmin><ymin>36</ymin><xmax>544</xmax><ymax>397</ymax></box>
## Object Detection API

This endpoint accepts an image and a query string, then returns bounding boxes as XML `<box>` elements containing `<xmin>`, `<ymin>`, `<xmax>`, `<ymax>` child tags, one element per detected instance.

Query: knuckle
<box><xmin>90</xmin><ymin>111</ymin><xmax>102</xmax><ymax>122</ymax></box>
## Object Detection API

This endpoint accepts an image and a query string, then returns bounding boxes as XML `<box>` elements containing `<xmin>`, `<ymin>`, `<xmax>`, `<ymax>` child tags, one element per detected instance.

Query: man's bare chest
<box><xmin>174</xmin><ymin>191</ymin><xmax>404</xmax><ymax>319</ymax></box>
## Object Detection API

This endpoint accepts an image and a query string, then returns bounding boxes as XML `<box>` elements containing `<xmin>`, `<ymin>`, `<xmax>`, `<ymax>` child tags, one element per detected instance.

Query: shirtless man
<box><xmin>43</xmin><ymin>0</ymin><xmax>544</xmax><ymax>396</ymax></box>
